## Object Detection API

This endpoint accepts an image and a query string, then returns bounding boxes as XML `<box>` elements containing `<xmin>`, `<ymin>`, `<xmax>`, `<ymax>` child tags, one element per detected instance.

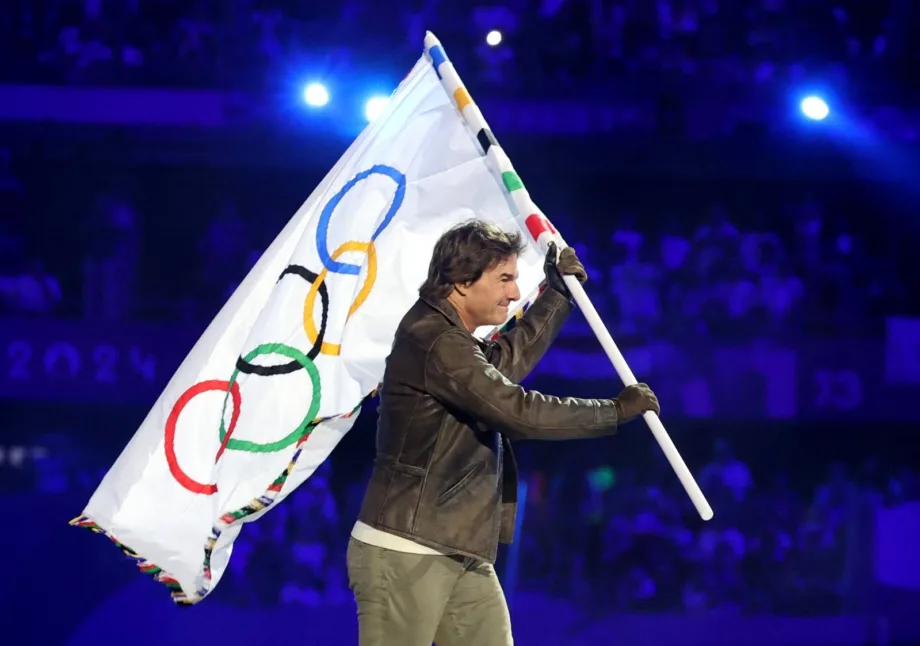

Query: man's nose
<box><xmin>509</xmin><ymin>283</ymin><xmax>521</xmax><ymax>301</ymax></box>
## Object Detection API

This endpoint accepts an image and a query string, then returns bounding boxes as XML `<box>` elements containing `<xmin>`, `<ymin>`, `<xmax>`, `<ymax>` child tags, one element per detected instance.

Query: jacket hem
<box><xmin>358</xmin><ymin>519</ymin><xmax>499</xmax><ymax>564</ymax></box>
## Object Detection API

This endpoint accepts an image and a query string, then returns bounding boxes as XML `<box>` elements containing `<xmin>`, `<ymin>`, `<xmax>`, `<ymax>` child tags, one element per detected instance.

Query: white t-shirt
<box><xmin>350</xmin><ymin>520</ymin><xmax>447</xmax><ymax>555</ymax></box>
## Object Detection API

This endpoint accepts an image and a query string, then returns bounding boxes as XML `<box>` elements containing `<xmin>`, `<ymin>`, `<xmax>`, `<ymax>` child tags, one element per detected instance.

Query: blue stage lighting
<box><xmin>365</xmin><ymin>96</ymin><xmax>390</xmax><ymax>122</ymax></box>
<box><xmin>304</xmin><ymin>83</ymin><xmax>329</xmax><ymax>107</ymax></box>
<box><xmin>800</xmin><ymin>96</ymin><xmax>829</xmax><ymax>121</ymax></box>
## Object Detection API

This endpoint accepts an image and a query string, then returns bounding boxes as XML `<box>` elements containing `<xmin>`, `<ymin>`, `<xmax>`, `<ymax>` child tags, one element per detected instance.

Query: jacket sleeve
<box><xmin>486</xmin><ymin>287</ymin><xmax>572</xmax><ymax>383</ymax></box>
<box><xmin>426</xmin><ymin>327</ymin><xmax>619</xmax><ymax>441</ymax></box>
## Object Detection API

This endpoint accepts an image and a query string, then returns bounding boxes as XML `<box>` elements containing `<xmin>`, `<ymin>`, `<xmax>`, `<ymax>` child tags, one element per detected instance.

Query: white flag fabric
<box><xmin>73</xmin><ymin>44</ymin><xmax>547</xmax><ymax>604</ymax></box>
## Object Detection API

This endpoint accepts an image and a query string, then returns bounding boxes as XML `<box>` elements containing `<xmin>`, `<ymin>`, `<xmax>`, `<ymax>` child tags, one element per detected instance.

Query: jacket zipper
<box><xmin>491</xmin><ymin>433</ymin><xmax>503</xmax><ymax>559</ymax></box>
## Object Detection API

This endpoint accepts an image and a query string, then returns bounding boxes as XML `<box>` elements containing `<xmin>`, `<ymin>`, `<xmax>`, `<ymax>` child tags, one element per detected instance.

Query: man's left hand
<box><xmin>544</xmin><ymin>242</ymin><xmax>587</xmax><ymax>296</ymax></box>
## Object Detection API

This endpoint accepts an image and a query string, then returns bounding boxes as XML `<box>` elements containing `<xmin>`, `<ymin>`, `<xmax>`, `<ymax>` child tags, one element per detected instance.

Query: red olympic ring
<box><xmin>165</xmin><ymin>379</ymin><xmax>241</xmax><ymax>495</ymax></box>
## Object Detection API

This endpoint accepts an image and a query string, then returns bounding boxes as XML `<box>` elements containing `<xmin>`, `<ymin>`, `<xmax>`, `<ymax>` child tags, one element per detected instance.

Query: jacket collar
<box><xmin>420</xmin><ymin>296</ymin><xmax>489</xmax><ymax>345</ymax></box>
<box><xmin>421</xmin><ymin>296</ymin><xmax>467</xmax><ymax>329</ymax></box>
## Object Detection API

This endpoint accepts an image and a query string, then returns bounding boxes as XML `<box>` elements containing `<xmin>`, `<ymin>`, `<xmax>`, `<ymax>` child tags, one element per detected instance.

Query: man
<box><xmin>348</xmin><ymin>220</ymin><xmax>660</xmax><ymax>645</ymax></box>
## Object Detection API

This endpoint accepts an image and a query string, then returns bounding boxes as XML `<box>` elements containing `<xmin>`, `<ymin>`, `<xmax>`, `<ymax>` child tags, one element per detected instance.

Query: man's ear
<box><xmin>453</xmin><ymin>283</ymin><xmax>471</xmax><ymax>297</ymax></box>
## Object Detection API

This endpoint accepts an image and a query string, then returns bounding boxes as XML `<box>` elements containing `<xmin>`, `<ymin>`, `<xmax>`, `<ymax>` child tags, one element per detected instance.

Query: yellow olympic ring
<box><xmin>303</xmin><ymin>240</ymin><xmax>377</xmax><ymax>356</ymax></box>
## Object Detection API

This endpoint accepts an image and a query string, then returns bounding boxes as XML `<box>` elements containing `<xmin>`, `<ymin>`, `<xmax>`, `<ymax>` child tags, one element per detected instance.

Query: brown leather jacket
<box><xmin>356</xmin><ymin>288</ymin><xmax>621</xmax><ymax>563</ymax></box>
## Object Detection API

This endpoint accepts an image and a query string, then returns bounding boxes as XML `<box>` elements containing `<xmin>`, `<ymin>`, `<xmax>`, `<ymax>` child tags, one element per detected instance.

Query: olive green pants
<box><xmin>346</xmin><ymin>537</ymin><xmax>513</xmax><ymax>646</ymax></box>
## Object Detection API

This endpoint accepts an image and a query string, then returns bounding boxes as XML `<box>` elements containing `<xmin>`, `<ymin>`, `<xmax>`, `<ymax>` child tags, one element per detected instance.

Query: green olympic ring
<box><xmin>219</xmin><ymin>342</ymin><xmax>322</xmax><ymax>453</ymax></box>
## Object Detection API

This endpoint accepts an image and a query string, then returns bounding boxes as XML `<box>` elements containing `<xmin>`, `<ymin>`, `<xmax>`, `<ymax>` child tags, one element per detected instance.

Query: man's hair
<box><xmin>419</xmin><ymin>219</ymin><xmax>525</xmax><ymax>300</ymax></box>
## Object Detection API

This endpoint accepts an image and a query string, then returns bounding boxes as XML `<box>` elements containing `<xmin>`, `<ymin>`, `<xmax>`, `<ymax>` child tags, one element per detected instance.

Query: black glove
<box><xmin>613</xmin><ymin>383</ymin><xmax>660</xmax><ymax>423</ymax></box>
<box><xmin>544</xmin><ymin>242</ymin><xmax>588</xmax><ymax>296</ymax></box>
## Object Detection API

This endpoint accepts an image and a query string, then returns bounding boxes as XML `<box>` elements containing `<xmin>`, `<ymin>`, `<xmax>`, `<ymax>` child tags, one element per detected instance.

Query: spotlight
<box><xmin>800</xmin><ymin>96</ymin><xmax>829</xmax><ymax>121</ymax></box>
<box><xmin>303</xmin><ymin>83</ymin><xmax>329</xmax><ymax>107</ymax></box>
<box><xmin>364</xmin><ymin>96</ymin><xmax>390</xmax><ymax>122</ymax></box>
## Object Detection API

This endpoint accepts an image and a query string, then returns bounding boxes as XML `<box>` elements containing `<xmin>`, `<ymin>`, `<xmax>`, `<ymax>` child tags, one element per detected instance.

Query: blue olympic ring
<box><xmin>316</xmin><ymin>164</ymin><xmax>406</xmax><ymax>275</ymax></box>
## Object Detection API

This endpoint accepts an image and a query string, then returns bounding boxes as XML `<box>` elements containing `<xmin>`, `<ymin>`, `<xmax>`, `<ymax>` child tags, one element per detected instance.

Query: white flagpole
<box><xmin>562</xmin><ymin>275</ymin><xmax>714</xmax><ymax>520</ymax></box>
<box><xmin>424</xmin><ymin>31</ymin><xmax>713</xmax><ymax>521</ymax></box>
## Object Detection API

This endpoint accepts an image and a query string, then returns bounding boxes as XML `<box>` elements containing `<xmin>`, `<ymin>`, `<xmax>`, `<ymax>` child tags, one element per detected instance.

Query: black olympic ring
<box><xmin>234</xmin><ymin>264</ymin><xmax>329</xmax><ymax>376</ymax></box>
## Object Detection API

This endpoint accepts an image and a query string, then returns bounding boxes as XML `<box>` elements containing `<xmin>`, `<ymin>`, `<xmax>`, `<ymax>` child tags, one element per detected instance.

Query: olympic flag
<box><xmin>71</xmin><ymin>38</ymin><xmax>549</xmax><ymax>604</ymax></box>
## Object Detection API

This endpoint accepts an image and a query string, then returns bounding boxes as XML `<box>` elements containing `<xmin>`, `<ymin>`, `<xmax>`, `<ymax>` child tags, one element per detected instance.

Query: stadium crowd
<box><xmin>0</xmin><ymin>0</ymin><xmax>916</xmax><ymax>95</ymax></box>
<box><xmin>3</xmin><ymin>422</ymin><xmax>917</xmax><ymax>615</ymax></box>
<box><xmin>0</xmin><ymin>157</ymin><xmax>913</xmax><ymax>340</ymax></box>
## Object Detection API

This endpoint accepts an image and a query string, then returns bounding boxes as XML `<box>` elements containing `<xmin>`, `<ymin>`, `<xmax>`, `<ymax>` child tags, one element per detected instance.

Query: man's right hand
<box><xmin>613</xmin><ymin>383</ymin><xmax>660</xmax><ymax>423</ymax></box>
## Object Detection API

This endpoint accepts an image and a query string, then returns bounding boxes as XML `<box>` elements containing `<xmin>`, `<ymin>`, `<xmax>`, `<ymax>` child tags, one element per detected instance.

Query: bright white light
<box><xmin>486</xmin><ymin>30</ymin><xmax>502</xmax><ymax>46</ymax></box>
<box><xmin>801</xmin><ymin>96</ymin><xmax>829</xmax><ymax>121</ymax></box>
<box><xmin>365</xmin><ymin>96</ymin><xmax>390</xmax><ymax>122</ymax></box>
<box><xmin>303</xmin><ymin>83</ymin><xmax>329</xmax><ymax>107</ymax></box>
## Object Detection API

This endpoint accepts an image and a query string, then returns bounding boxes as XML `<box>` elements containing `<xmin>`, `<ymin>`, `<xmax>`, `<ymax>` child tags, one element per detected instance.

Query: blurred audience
<box><xmin>0</xmin><ymin>1</ymin><xmax>916</xmax><ymax>96</ymax></box>
<box><xmin>3</xmin><ymin>425</ymin><xmax>914</xmax><ymax>615</ymax></box>
<box><xmin>0</xmin><ymin>140</ymin><xmax>911</xmax><ymax>335</ymax></box>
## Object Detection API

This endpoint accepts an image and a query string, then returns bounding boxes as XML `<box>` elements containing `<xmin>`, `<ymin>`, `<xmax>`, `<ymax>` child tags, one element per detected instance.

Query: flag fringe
<box><xmin>69</xmin><ymin>515</ymin><xmax>195</xmax><ymax>604</ymax></box>
<box><xmin>69</xmin><ymin>402</ymin><xmax>365</xmax><ymax>605</ymax></box>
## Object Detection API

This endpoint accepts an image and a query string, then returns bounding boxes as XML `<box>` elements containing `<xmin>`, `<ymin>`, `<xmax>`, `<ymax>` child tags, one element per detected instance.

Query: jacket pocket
<box><xmin>436</xmin><ymin>461</ymin><xmax>485</xmax><ymax>506</ymax></box>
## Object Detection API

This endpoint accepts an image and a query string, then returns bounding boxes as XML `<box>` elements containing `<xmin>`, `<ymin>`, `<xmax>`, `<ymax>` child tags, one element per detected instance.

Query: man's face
<box><xmin>460</xmin><ymin>255</ymin><xmax>521</xmax><ymax>328</ymax></box>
